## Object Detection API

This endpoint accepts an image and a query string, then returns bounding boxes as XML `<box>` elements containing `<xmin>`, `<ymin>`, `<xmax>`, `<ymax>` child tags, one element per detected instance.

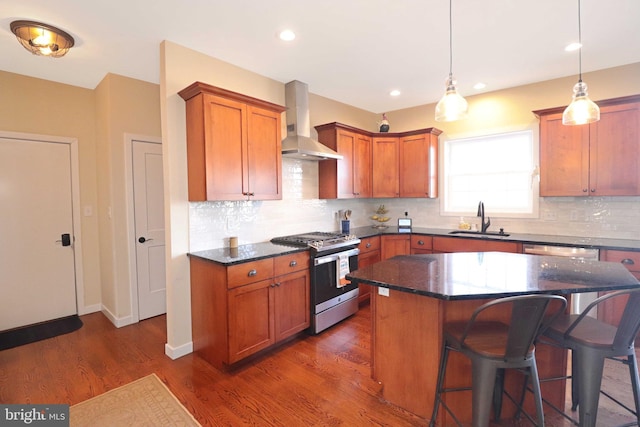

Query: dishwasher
<box><xmin>523</xmin><ymin>244</ymin><xmax>600</xmax><ymax>317</ymax></box>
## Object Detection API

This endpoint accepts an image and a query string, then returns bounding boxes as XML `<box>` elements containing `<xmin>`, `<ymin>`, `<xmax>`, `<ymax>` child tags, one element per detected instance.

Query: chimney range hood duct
<box><xmin>282</xmin><ymin>80</ymin><xmax>343</xmax><ymax>161</ymax></box>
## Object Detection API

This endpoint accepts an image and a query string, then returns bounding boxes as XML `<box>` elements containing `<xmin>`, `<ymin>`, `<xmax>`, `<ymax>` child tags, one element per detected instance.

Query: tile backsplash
<box><xmin>189</xmin><ymin>159</ymin><xmax>640</xmax><ymax>251</ymax></box>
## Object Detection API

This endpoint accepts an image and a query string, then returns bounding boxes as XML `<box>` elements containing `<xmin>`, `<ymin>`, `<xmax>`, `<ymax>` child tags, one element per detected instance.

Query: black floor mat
<box><xmin>0</xmin><ymin>315</ymin><xmax>83</xmax><ymax>351</ymax></box>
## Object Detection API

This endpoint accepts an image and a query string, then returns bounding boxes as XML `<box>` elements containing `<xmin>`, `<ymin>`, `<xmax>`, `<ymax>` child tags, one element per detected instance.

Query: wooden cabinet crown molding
<box><xmin>314</xmin><ymin>121</ymin><xmax>442</xmax><ymax>138</ymax></box>
<box><xmin>533</xmin><ymin>94</ymin><xmax>640</xmax><ymax>117</ymax></box>
<box><xmin>179</xmin><ymin>81</ymin><xmax>285</xmax><ymax>113</ymax></box>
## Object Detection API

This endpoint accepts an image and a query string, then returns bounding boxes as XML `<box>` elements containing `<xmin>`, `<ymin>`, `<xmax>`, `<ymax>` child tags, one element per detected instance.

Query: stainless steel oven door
<box><xmin>311</xmin><ymin>247</ymin><xmax>359</xmax><ymax>333</ymax></box>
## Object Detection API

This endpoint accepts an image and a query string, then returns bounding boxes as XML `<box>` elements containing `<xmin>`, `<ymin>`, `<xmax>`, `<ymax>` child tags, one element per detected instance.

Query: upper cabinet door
<box><xmin>246</xmin><ymin>105</ymin><xmax>282</xmax><ymax>200</ymax></box>
<box><xmin>372</xmin><ymin>136</ymin><xmax>399</xmax><ymax>198</ymax></box>
<box><xmin>399</xmin><ymin>132</ymin><xmax>439</xmax><ymax>198</ymax></box>
<box><xmin>353</xmin><ymin>133</ymin><xmax>372</xmax><ymax>198</ymax></box>
<box><xmin>539</xmin><ymin>112</ymin><xmax>590</xmax><ymax>197</ymax></box>
<box><xmin>589</xmin><ymin>102</ymin><xmax>640</xmax><ymax>196</ymax></box>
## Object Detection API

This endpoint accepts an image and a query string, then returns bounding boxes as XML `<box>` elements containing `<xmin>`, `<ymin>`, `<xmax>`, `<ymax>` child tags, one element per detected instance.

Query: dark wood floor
<box><xmin>0</xmin><ymin>304</ymin><xmax>637</xmax><ymax>426</ymax></box>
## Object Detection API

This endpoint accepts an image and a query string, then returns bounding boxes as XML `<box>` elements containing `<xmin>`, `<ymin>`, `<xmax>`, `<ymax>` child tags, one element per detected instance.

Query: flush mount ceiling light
<box><xmin>435</xmin><ymin>0</ymin><xmax>468</xmax><ymax>122</ymax></box>
<box><xmin>562</xmin><ymin>0</ymin><xmax>600</xmax><ymax>126</ymax></box>
<box><xmin>10</xmin><ymin>20</ymin><xmax>75</xmax><ymax>58</ymax></box>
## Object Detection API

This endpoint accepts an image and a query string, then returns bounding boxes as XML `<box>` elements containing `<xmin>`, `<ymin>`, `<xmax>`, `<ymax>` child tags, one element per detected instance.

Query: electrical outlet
<box><xmin>378</xmin><ymin>287</ymin><xmax>390</xmax><ymax>297</ymax></box>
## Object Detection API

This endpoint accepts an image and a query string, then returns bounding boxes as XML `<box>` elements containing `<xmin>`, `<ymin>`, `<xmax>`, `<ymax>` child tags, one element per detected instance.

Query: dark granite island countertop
<box><xmin>346</xmin><ymin>252</ymin><xmax>640</xmax><ymax>423</ymax></box>
<box><xmin>346</xmin><ymin>251</ymin><xmax>640</xmax><ymax>300</ymax></box>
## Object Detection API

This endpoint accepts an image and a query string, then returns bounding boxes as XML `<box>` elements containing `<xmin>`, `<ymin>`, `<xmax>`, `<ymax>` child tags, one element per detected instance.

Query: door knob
<box><xmin>138</xmin><ymin>236</ymin><xmax>153</xmax><ymax>243</ymax></box>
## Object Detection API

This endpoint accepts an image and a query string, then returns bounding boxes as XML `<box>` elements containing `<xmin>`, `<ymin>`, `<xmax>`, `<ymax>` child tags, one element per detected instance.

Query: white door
<box><xmin>133</xmin><ymin>141</ymin><xmax>166</xmax><ymax>320</ymax></box>
<box><xmin>0</xmin><ymin>137</ymin><xmax>76</xmax><ymax>331</ymax></box>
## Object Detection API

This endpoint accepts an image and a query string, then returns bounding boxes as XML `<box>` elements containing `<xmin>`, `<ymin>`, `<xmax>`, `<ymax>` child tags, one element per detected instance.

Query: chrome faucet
<box><xmin>477</xmin><ymin>201</ymin><xmax>491</xmax><ymax>233</ymax></box>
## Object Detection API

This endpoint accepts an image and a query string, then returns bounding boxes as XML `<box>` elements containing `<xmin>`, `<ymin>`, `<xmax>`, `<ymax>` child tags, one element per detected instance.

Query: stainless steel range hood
<box><xmin>282</xmin><ymin>80</ymin><xmax>343</xmax><ymax>161</ymax></box>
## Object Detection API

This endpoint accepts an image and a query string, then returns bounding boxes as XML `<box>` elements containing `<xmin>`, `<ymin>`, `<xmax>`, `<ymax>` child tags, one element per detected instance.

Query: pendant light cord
<box><xmin>578</xmin><ymin>0</ymin><xmax>583</xmax><ymax>82</ymax></box>
<box><xmin>448</xmin><ymin>0</ymin><xmax>453</xmax><ymax>79</ymax></box>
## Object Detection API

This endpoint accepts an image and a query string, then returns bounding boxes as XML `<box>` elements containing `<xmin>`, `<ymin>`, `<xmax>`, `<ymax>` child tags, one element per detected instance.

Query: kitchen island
<box><xmin>346</xmin><ymin>252</ymin><xmax>640</xmax><ymax>424</ymax></box>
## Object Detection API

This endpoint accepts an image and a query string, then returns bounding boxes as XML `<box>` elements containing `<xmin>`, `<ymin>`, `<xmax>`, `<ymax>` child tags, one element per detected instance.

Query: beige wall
<box><xmin>0</xmin><ymin>70</ymin><xmax>102</xmax><ymax>310</ymax></box>
<box><xmin>0</xmin><ymin>70</ymin><xmax>161</xmax><ymax>325</ymax></box>
<box><xmin>95</xmin><ymin>74</ymin><xmax>161</xmax><ymax>321</ymax></box>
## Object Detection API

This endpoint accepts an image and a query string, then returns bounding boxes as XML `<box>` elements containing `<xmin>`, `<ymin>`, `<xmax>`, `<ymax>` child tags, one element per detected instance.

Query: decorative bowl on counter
<box><xmin>372</xmin><ymin>204</ymin><xmax>391</xmax><ymax>229</ymax></box>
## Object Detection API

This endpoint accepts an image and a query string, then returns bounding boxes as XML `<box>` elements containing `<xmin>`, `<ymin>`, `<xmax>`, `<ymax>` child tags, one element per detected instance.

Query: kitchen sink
<box><xmin>448</xmin><ymin>229</ymin><xmax>510</xmax><ymax>237</ymax></box>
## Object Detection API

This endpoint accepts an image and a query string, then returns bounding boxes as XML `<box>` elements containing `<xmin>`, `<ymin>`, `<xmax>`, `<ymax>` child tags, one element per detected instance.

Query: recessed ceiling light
<box><xmin>278</xmin><ymin>29</ymin><xmax>296</xmax><ymax>41</ymax></box>
<box><xmin>473</xmin><ymin>82</ymin><xmax>486</xmax><ymax>90</ymax></box>
<box><xmin>565</xmin><ymin>42</ymin><xmax>581</xmax><ymax>52</ymax></box>
<box><xmin>390</xmin><ymin>90</ymin><xmax>401</xmax><ymax>97</ymax></box>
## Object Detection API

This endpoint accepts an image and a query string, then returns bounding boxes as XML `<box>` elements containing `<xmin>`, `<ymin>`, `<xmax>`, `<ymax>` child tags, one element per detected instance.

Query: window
<box><xmin>442</xmin><ymin>130</ymin><xmax>538</xmax><ymax>218</ymax></box>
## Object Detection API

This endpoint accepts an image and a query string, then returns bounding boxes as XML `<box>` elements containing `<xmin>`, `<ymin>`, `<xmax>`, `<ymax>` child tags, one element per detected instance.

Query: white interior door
<box><xmin>0</xmin><ymin>137</ymin><xmax>77</xmax><ymax>331</ymax></box>
<box><xmin>133</xmin><ymin>141</ymin><xmax>166</xmax><ymax>320</ymax></box>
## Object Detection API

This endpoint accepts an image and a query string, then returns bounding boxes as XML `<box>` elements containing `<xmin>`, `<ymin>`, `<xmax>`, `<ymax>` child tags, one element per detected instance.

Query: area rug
<box><xmin>0</xmin><ymin>315</ymin><xmax>83</xmax><ymax>351</ymax></box>
<box><xmin>70</xmin><ymin>374</ymin><xmax>201</xmax><ymax>427</ymax></box>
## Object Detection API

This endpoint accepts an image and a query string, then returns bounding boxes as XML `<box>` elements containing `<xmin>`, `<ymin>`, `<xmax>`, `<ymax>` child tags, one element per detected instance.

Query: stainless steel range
<box><xmin>271</xmin><ymin>232</ymin><xmax>361</xmax><ymax>334</ymax></box>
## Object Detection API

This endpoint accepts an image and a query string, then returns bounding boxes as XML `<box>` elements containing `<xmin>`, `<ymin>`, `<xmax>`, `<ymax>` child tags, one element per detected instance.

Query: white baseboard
<box><xmin>165</xmin><ymin>341</ymin><xmax>193</xmax><ymax>360</ymax></box>
<box><xmin>101</xmin><ymin>305</ymin><xmax>136</xmax><ymax>328</ymax></box>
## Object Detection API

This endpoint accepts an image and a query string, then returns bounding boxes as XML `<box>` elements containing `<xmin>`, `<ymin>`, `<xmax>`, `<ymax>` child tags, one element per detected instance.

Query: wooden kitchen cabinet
<box><xmin>432</xmin><ymin>236</ymin><xmax>521</xmax><ymax>253</ymax></box>
<box><xmin>410</xmin><ymin>235</ymin><xmax>433</xmax><ymax>254</ymax></box>
<box><xmin>316</xmin><ymin>123</ymin><xmax>441</xmax><ymax>200</ymax></box>
<box><xmin>381</xmin><ymin>234</ymin><xmax>410</xmax><ymax>260</ymax></box>
<box><xmin>189</xmin><ymin>250</ymin><xmax>310</xmax><ymax>368</ymax></box>
<box><xmin>316</xmin><ymin>123</ymin><xmax>372</xmax><ymax>199</ymax></box>
<box><xmin>179</xmin><ymin>82</ymin><xmax>285</xmax><ymax>201</ymax></box>
<box><xmin>598</xmin><ymin>250</ymin><xmax>640</xmax><ymax>333</ymax></box>
<box><xmin>400</xmin><ymin>130</ymin><xmax>440</xmax><ymax>198</ymax></box>
<box><xmin>535</xmin><ymin>95</ymin><xmax>640</xmax><ymax>197</ymax></box>
<box><xmin>372</xmin><ymin>136</ymin><xmax>399</xmax><ymax>197</ymax></box>
<box><xmin>357</xmin><ymin>236</ymin><xmax>381</xmax><ymax>304</ymax></box>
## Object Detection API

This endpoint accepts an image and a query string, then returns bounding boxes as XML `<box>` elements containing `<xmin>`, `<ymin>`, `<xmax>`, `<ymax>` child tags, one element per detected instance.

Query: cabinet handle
<box><xmin>583</xmin><ymin>189</ymin><xmax>588</xmax><ymax>192</ymax></box>
<box><xmin>366</xmin><ymin>243</ymin><xmax>372</xmax><ymax>248</ymax></box>
<box><xmin>289</xmin><ymin>260</ymin><xmax>297</xmax><ymax>267</ymax></box>
<box><xmin>590</xmin><ymin>189</ymin><xmax>596</xmax><ymax>193</ymax></box>
<box><xmin>621</xmin><ymin>258</ymin><xmax>635</xmax><ymax>266</ymax></box>
<box><xmin>248</xmin><ymin>269</ymin><xmax>257</xmax><ymax>277</ymax></box>
<box><xmin>418</xmin><ymin>240</ymin><xmax>425</xmax><ymax>245</ymax></box>
<box><xmin>270</xmin><ymin>283</ymin><xmax>277</xmax><ymax>288</ymax></box>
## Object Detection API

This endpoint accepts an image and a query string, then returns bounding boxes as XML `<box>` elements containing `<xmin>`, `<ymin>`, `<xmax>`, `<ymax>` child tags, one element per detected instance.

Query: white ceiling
<box><xmin>1</xmin><ymin>0</ymin><xmax>639</xmax><ymax>113</ymax></box>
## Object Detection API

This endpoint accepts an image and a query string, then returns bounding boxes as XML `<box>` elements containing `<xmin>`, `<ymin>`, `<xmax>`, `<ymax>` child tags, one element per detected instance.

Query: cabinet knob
<box><xmin>621</xmin><ymin>258</ymin><xmax>635</xmax><ymax>266</ymax></box>
<box><xmin>248</xmin><ymin>269</ymin><xmax>257</xmax><ymax>277</ymax></box>
<box><xmin>591</xmin><ymin>189</ymin><xmax>596</xmax><ymax>193</ymax></box>
<box><xmin>289</xmin><ymin>260</ymin><xmax>297</xmax><ymax>267</ymax></box>
<box><xmin>418</xmin><ymin>240</ymin><xmax>425</xmax><ymax>245</ymax></box>
<box><xmin>583</xmin><ymin>189</ymin><xmax>588</xmax><ymax>192</ymax></box>
<box><xmin>366</xmin><ymin>243</ymin><xmax>372</xmax><ymax>248</ymax></box>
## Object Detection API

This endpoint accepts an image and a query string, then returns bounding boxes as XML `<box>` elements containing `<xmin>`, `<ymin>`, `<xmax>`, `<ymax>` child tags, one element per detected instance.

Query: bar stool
<box><xmin>429</xmin><ymin>294</ymin><xmax>567</xmax><ymax>427</ymax></box>
<box><xmin>541</xmin><ymin>288</ymin><xmax>640</xmax><ymax>427</ymax></box>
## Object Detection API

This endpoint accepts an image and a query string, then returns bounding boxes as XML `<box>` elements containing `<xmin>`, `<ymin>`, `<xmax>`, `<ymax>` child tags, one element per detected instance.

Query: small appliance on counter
<box><xmin>398</xmin><ymin>212</ymin><xmax>412</xmax><ymax>233</ymax></box>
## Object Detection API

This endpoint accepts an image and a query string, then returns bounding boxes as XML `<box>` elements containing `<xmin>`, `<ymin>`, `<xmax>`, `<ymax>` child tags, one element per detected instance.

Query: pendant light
<box><xmin>435</xmin><ymin>0</ymin><xmax>468</xmax><ymax>122</ymax></box>
<box><xmin>562</xmin><ymin>0</ymin><xmax>600</xmax><ymax>126</ymax></box>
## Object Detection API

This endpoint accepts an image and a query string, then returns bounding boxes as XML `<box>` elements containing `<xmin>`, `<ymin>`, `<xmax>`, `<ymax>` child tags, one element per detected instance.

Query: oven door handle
<box><xmin>314</xmin><ymin>248</ymin><xmax>360</xmax><ymax>266</ymax></box>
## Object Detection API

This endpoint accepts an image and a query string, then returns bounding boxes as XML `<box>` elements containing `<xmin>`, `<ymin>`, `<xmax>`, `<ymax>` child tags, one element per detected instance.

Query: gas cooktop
<box><xmin>271</xmin><ymin>231</ymin><xmax>360</xmax><ymax>253</ymax></box>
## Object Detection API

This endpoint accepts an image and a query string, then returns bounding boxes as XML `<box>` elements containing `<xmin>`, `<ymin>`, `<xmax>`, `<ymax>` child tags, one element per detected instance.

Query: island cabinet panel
<box><xmin>399</xmin><ymin>132</ymin><xmax>439</xmax><ymax>198</ymax></box>
<box><xmin>179</xmin><ymin>82</ymin><xmax>285</xmax><ymax>201</ymax></box>
<box><xmin>432</xmin><ymin>236</ymin><xmax>521</xmax><ymax>253</ymax></box>
<box><xmin>381</xmin><ymin>234</ymin><xmax>410</xmax><ymax>260</ymax></box>
<box><xmin>599</xmin><ymin>250</ymin><xmax>640</xmax><ymax>339</ymax></box>
<box><xmin>372</xmin><ymin>136</ymin><xmax>399</xmax><ymax>198</ymax></box>
<box><xmin>316</xmin><ymin>123</ymin><xmax>372</xmax><ymax>199</ymax></box>
<box><xmin>536</xmin><ymin>95</ymin><xmax>640</xmax><ymax>197</ymax></box>
<box><xmin>316</xmin><ymin>123</ymin><xmax>441</xmax><ymax>199</ymax></box>
<box><xmin>357</xmin><ymin>236</ymin><xmax>381</xmax><ymax>304</ymax></box>
<box><xmin>189</xmin><ymin>251</ymin><xmax>310</xmax><ymax>369</ymax></box>
<box><xmin>410</xmin><ymin>235</ymin><xmax>433</xmax><ymax>254</ymax></box>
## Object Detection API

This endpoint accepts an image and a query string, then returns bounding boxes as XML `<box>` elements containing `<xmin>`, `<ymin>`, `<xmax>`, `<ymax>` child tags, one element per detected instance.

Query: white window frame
<box><xmin>440</xmin><ymin>129</ymin><xmax>539</xmax><ymax>219</ymax></box>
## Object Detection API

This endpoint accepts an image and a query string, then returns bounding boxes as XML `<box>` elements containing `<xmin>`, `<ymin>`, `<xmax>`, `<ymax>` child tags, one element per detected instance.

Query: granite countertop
<box><xmin>188</xmin><ymin>226</ymin><xmax>640</xmax><ymax>266</ymax></box>
<box><xmin>350</xmin><ymin>226</ymin><xmax>640</xmax><ymax>252</ymax></box>
<box><xmin>346</xmin><ymin>252</ymin><xmax>640</xmax><ymax>300</ymax></box>
<box><xmin>188</xmin><ymin>243</ymin><xmax>308</xmax><ymax>265</ymax></box>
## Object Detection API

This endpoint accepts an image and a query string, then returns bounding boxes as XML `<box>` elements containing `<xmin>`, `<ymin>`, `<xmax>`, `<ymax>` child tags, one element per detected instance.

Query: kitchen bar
<box><xmin>346</xmin><ymin>251</ymin><xmax>640</xmax><ymax>424</ymax></box>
